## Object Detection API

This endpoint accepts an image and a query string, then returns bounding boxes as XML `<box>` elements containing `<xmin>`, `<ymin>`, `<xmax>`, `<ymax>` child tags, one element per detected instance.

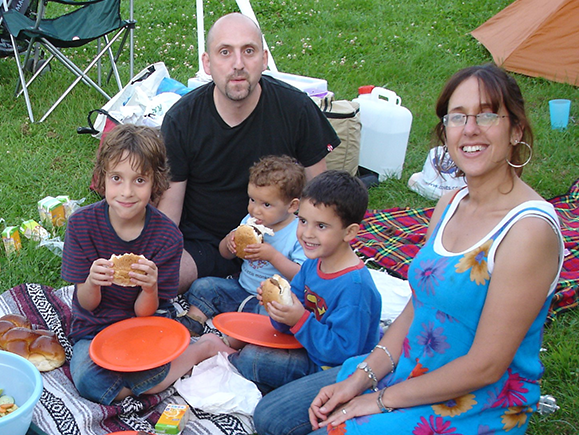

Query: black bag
<box><xmin>78</xmin><ymin>109</ymin><xmax>121</xmax><ymax>193</ymax></box>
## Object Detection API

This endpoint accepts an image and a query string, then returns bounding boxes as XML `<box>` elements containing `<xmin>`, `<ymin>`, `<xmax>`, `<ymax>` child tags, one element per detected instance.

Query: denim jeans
<box><xmin>184</xmin><ymin>276</ymin><xmax>267</xmax><ymax>318</ymax></box>
<box><xmin>70</xmin><ymin>339</ymin><xmax>170</xmax><ymax>405</ymax></box>
<box><xmin>253</xmin><ymin>366</ymin><xmax>341</xmax><ymax>435</ymax></box>
<box><xmin>228</xmin><ymin>344</ymin><xmax>323</xmax><ymax>395</ymax></box>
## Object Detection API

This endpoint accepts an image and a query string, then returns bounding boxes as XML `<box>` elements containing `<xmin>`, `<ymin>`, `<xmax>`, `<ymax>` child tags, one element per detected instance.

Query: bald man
<box><xmin>159</xmin><ymin>13</ymin><xmax>340</xmax><ymax>292</ymax></box>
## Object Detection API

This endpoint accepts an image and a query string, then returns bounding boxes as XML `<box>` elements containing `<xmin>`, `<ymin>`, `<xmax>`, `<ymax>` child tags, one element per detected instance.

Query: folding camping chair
<box><xmin>2</xmin><ymin>0</ymin><xmax>134</xmax><ymax>122</ymax></box>
<box><xmin>0</xmin><ymin>0</ymin><xmax>34</xmax><ymax>57</ymax></box>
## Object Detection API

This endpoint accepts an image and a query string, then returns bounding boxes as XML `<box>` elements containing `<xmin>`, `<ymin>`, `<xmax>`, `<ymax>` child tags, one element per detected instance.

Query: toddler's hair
<box><xmin>93</xmin><ymin>124</ymin><xmax>170</xmax><ymax>202</ymax></box>
<box><xmin>249</xmin><ymin>155</ymin><xmax>306</xmax><ymax>202</ymax></box>
<box><xmin>302</xmin><ymin>170</ymin><xmax>367</xmax><ymax>227</ymax></box>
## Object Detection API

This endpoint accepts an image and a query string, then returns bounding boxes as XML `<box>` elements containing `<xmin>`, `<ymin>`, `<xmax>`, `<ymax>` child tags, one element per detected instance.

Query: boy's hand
<box><xmin>242</xmin><ymin>242</ymin><xmax>277</xmax><ymax>262</ymax></box>
<box><xmin>130</xmin><ymin>258</ymin><xmax>158</xmax><ymax>293</ymax></box>
<box><xmin>88</xmin><ymin>258</ymin><xmax>114</xmax><ymax>287</ymax></box>
<box><xmin>226</xmin><ymin>230</ymin><xmax>237</xmax><ymax>255</ymax></box>
<box><xmin>265</xmin><ymin>292</ymin><xmax>304</xmax><ymax>327</ymax></box>
<box><xmin>256</xmin><ymin>282</ymin><xmax>265</xmax><ymax>304</ymax></box>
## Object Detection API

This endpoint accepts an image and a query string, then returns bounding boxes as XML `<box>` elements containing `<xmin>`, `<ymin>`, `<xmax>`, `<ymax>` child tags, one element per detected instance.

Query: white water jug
<box><xmin>353</xmin><ymin>86</ymin><xmax>413</xmax><ymax>180</ymax></box>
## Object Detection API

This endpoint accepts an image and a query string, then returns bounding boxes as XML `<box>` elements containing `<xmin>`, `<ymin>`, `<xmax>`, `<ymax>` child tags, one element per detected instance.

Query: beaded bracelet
<box><xmin>377</xmin><ymin>387</ymin><xmax>395</xmax><ymax>413</ymax></box>
<box><xmin>372</xmin><ymin>344</ymin><xmax>396</xmax><ymax>374</ymax></box>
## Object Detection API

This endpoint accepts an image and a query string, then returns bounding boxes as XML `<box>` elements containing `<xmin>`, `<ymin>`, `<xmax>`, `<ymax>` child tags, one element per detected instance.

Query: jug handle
<box><xmin>371</xmin><ymin>87</ymin><xmax>401</xmax><ymax>105</ymax></box>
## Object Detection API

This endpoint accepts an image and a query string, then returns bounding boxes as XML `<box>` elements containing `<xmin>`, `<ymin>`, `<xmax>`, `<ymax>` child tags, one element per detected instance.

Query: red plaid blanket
<box><xmin>352</xmin><ymin>178</ymin><xmax>579</xmax><ymax>320</ymax></box>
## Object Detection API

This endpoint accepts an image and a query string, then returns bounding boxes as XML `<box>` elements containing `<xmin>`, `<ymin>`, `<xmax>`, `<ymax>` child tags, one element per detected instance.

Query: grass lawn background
<box><xmin>0</xmin><ymin>0</ymin><xmax>577</xmax><ymax>432</ymax></box>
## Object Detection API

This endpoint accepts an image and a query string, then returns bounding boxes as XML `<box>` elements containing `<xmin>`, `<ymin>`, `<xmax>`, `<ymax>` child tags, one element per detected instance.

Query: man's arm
<box><xmin>304</xmin><ymin>159</ymin><xmax>327</xmax><ymax>181</ymax></box>
<box><xmin>157</xmin><ymin>180</ymin><xmax>187</xmax><ymax>226</ymax></box>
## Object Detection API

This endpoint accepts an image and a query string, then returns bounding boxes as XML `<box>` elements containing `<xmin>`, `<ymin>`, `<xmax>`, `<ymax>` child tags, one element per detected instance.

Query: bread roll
<box><xmin>261</xmin><ymin>274</ymin><xmax>293</xmax><ymax>311</ymax></box>
<box><xmin>0</xmin><ymin>314</ymin><xmax>66</xmax><ymax>371</ymax></box>
<box><xmin>234</xmin><ymin>224</ymin><xmax>263</xmax><ymax>259</ymax></box>
<box><xmin>234</xmin><ymin>218</ymin><xmax>275</xmax><ymax>259</ymax></box>
<box><xmin>109</xmin><ymin>253</ymin><xmax>146</xmax><ymax>287</ymax></box>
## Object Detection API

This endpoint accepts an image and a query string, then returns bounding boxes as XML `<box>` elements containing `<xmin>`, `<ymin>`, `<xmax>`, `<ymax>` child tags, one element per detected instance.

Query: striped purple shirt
<box><xmin>62</xmin><ymin>200</ymin><xmax>183</xmax><ymax>341</ymax></box>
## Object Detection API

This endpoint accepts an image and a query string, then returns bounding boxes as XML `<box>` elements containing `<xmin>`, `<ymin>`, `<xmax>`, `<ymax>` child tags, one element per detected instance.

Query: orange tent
<box><xmin>471</xmin><ymin>0</ymin><xmax>579</xmax><ymax>86</ymax></box>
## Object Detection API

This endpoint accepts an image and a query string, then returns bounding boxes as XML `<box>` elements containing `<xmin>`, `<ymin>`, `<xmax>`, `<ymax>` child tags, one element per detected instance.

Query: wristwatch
<box><xmin>356</xmin><ymin>361</ymin><xmax>378</xmax><ymax>392</ymax></box>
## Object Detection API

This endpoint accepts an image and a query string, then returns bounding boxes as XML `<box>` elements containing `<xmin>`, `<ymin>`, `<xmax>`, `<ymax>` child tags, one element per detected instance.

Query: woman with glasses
<box><xmin>253</xmin><ymin>63</ymin><xmax>564</xmax><ymax>435</ymax></box>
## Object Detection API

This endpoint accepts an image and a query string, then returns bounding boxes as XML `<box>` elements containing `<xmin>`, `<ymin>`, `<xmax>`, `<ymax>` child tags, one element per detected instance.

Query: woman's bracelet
<box><xmin>372</xmin><ymin>344</ymin><xmax>396</xmax><ymax>374</ymax></box>
<box><xmin>377</xmin><ymin>387</ymin><xmax>395</xmax><ymax>413</ymax></box>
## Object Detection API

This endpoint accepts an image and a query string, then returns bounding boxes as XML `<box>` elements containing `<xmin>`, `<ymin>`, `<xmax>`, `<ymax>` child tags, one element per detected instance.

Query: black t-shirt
<box><xmin>161</xmin><ymin>75</ymin><xmax>340</xmax><ymax>243</ymax></box>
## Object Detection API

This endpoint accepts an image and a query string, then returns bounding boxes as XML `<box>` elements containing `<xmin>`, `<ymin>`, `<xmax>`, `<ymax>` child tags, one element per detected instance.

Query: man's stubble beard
<box><xmin>225</xmin><ymin>81</ymin><xmax>253</xmax><ymax>101</ymax></box>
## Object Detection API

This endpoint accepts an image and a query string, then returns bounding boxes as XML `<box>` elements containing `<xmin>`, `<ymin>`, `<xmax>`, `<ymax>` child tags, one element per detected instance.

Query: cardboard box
<box><xmin>20</xmin><ymin>220</ymin><xmax>49</xmax><ymax>241</ymax></box>
<box><xmin>155</xmin><ymin>403</ymin><xmax>189</xmax><ymax>434</ymax></box>
<box><xmin>38</xmin><ymin>196</ymin><xmax>66</xmax><ymax>228</ymax></box>
<box><xmin>2</xmin><ymin>226</ymin><xmax>21</xmax><ymax>254</ymax></box>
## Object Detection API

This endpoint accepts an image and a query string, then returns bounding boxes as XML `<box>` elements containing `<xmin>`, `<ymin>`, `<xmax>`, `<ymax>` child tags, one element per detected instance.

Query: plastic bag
<box><xmin>174</xmin><ymin>352</ymin><xmax>262</xmax><ymax>416</ymax></box>
<box><xmin>408</xmin><ymin>146</ymin><xmax>466</xmax><ymax>200</ymax></box>
<box><xmin>91</xmin><ymin>62</ymin><xmax>171</xmax><ymax>137</ymax></box>
<box><xmin>141</xmin><ymin>92</ymin><xmax>182</xmax><ymax>129</ymax></box>
<box><xmin>368</xmin><ymin>269</ymin><xmax>411</xmax><ymax>324</ymax></box>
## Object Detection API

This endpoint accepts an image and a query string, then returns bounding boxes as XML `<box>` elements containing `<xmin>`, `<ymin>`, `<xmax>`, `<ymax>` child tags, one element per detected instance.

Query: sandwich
<box><xmin>109</xmin><ymin>253</ymin><xmax>146</xmax><ymax>287</ymax></box>
<box><xmin>234</xmin><ymin>217</ymin><xmax>274</xmax><ymax>259</ymax></box>
<box><xmin>261</xmin><ymin>274</ymin><xmax>293</xmax><ymax>311</ymax></box>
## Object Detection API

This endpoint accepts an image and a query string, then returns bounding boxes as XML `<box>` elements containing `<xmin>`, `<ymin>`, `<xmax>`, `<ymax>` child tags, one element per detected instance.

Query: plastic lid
<box><xmin>358</xmin><ymin>85</ymin><xmax>375</xmax><ymax>95</ymax></box>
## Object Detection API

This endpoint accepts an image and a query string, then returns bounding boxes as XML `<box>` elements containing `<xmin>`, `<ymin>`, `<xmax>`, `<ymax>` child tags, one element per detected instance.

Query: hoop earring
<box><xmin>507</xmin><ymin>141</ymin><xmax>532</xmax><ymax>168</ymax></box>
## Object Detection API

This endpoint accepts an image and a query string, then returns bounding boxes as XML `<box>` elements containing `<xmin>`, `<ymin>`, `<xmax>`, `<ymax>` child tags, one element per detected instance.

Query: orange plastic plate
<box><xmin>90</xmin><ymin>317</ymin><xmax>189</xmax><ymax>372</ymax></box>
<box><xmin>212</xmin><ymin>312</ymin><xmax>302</xmax><ymax>349</ymax></box>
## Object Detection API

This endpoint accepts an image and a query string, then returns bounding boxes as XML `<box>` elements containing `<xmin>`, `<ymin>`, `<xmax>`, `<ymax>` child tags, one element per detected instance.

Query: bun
<box><xmin>110</xmin><ymin>253</ymin><xmax>146</xmax><ymax>287</ymax></box>
<box><xmin>234</xmin><ymin>218</ymin><xmax>275</xmax><ymax>259</ymax></box>
<box><xmin>234</xmin><ymin>225</ymin><xmax>263</xmax><ymax>259</ymax></box>
<box><xmin>0</xmin><ymin>314</ymin><xmax>66</xmax><ymax>371</ymax></box>
<box><xmin>261</xmin><ymin>274</ymin><xmax>293</xmax><ymax>311</ymax></box>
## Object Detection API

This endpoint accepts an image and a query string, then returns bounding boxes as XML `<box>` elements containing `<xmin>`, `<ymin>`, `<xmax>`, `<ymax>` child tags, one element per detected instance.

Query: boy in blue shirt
<box><xmin>177</xmin><ymin>155</ymin><xmax>308</xmax><ymax>336</ymax></box>
<box><xmin>229</xmin><ymin>170</ymin><xmax>382</xmax><ymax>393</ymax></box>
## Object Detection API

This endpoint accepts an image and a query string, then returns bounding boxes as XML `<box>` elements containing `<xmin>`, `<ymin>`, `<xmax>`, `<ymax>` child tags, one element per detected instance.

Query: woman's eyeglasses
<box><xmin>442</xmin><ymin>113</ymin><xmax>508</xmax><ymax>128</ymax></box>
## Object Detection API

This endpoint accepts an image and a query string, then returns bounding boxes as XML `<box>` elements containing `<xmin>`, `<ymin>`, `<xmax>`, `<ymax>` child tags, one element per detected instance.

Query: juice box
<box><xmin>38</xmin><ymin>196</ymin><xmax>66</xmax><ymax>228</ymax></box>
<box><xmin>2</xmin><ymin>226</ymin><xmax>22</xmax><ymax>254</ymax></box>
<box><xmin>55</xmin><ymin>195</ymin><xmax>73</xmax><ymax>219</ymax></box>
<box><xmin>155</xmin><ymin>403</ymin><xmax>189</xmax><ymax>434</ymax></box>
<box><xmin>20</xmin><ymin>220</ymin><xmax>49</xmax><ymax>241</ymax></box>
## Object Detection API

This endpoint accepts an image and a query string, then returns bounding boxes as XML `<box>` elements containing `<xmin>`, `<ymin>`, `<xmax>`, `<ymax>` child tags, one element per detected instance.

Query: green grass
<box><xmin>0</xmin><ymin>0</ymin><xmax>578</xmax><ymax>432</ymax></box>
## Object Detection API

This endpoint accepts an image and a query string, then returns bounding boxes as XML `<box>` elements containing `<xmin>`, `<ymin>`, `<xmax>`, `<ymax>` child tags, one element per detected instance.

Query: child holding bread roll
<box><xmin>228</xmin><ymin>170</ymin><xmax>382</xmax><ymax>394</ymax></box>
<box><xmin>177</xmin><ymin>155</ymin><xmax>307</xmax><ymax>336</ymax></box>
<box><xmin>61</xmin><ymin>124</ymin><xmax>233</xmax><ymax>405</ymax></box>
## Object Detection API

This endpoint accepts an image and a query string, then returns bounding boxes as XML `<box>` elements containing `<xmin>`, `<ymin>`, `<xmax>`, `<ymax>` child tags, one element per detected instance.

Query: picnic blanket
<box><xmin>0</xmin><ymin>283</ymin><xmax>253</xmax><ymax>435</ymax></box>
<box><xmin>352</xmin><ymin>177</ymin><xmax>579</xmax><ymax>321</ymax></box>
<box><xmin>1</xmin><ymin>180</ymin><xmax>577</xmax><ymax>434</ymax></box>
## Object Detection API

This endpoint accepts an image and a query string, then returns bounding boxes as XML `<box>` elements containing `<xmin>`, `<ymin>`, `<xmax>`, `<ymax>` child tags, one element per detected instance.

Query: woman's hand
<box><xmin>309</xmin><ymin>375</ymin><xmax>367</xmax><ymax>429</ymax></box>
<box><xmin>311</xmin><ymin>389</ymin><xmax>382</xmax><ymax>429</ymax></box>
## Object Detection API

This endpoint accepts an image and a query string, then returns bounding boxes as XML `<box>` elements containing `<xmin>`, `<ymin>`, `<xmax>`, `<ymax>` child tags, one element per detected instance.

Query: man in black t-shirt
<box><xmin>159</xmin><ymin>13</ymin><xmax>340</xmax><ymax>293</ymax></box>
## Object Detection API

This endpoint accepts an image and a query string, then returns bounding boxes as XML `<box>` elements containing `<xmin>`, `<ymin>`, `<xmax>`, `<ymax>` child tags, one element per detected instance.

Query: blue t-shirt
<box><xmin>276</xmin><ymin>258</ymin><xmax>382</xmax><ymax>368</ymax></box>
<box><xmin>238</xmin><ymin>214</ymin><xmax>306</xmax><ymax>294</ymax></box>
<box><xmin>61</xmin><ymin>200</ymin><xmax>183</xmax><ymax>341</ymax></box>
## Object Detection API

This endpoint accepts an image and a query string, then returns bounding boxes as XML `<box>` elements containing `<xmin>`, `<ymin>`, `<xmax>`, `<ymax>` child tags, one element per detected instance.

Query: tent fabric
<box><xmin>471</xmin><ymin>0</ymin><xmax>579</xmax><ymax>86</ymax></box>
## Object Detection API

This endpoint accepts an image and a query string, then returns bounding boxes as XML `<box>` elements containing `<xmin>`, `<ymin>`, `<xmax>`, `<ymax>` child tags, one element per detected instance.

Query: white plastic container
<box><xmin>187</xmin><ymin>76</ymin><xmax>211</xmax><ymax>90</ymax></box>
<box><xmin>354</xmin><ymin>86</ymin><xmax>413</xmax><ymax>180</ymax></box>
<box><xmin>263</xmin><ymin>70</ymin><xmax>328</xmax><ymax>97</ymax></box>
<box><xmin>188</xmin><ymin>71</ymin><xmax>329</xmax><ymax>98</ymax></box>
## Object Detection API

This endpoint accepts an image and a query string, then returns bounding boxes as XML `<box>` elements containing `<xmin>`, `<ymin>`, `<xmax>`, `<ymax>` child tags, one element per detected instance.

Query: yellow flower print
<box><xmin>432</xmin><ymin>393</ymin><xmax>477</xmax><ymax>417</ymax></box>
<box><xmin>455</xmin><ymin>239</ymin><xmax>493</xmax><ymax>285</ymax></box>
<box><xmin>501</xmin><ymin>406</ymin><xmax>533</xmax><ymax>431</ymax></box>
